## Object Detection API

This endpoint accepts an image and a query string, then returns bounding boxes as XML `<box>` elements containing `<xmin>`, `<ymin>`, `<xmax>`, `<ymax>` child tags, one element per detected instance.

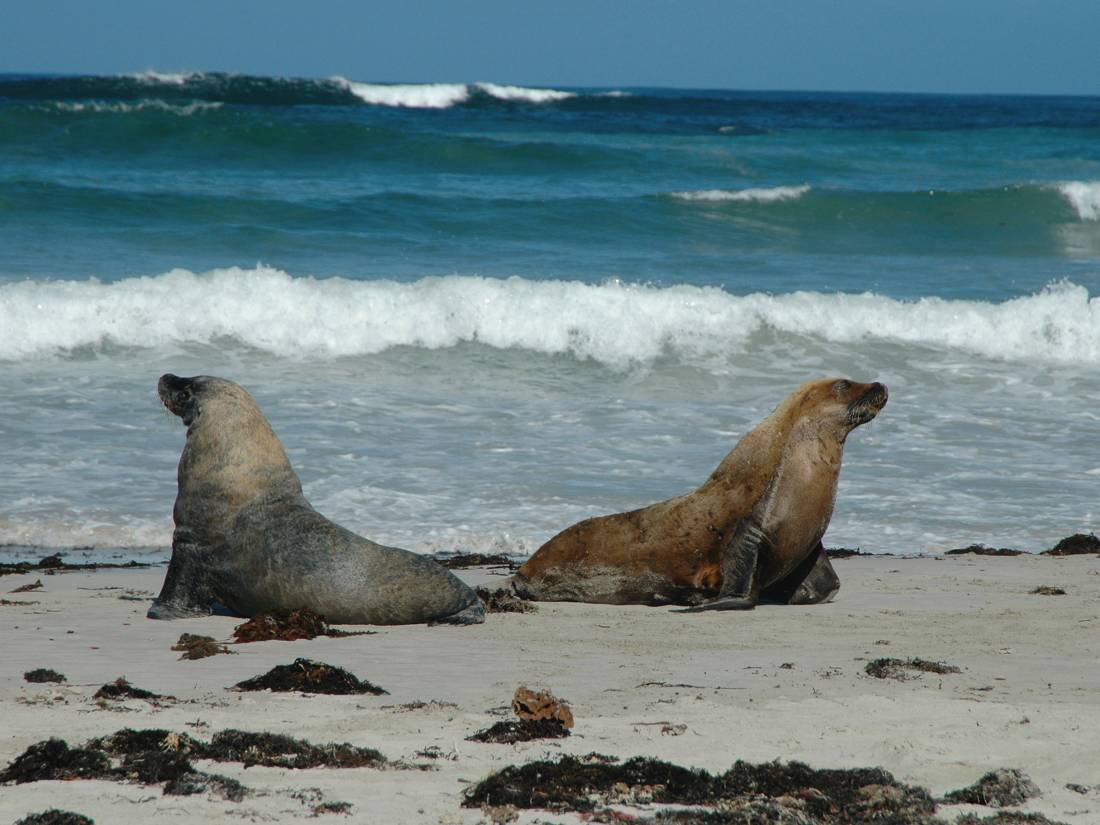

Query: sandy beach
<box><xmin>2</xmin><ymin>553</ymin><xmax>1099</xmax><ymax>824</ymax></box>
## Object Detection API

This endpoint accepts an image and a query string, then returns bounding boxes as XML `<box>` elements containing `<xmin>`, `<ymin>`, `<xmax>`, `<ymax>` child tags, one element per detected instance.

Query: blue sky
<box><xmin>2</xmin><ymin>0</ymin><xmax>1097</xmax><ymax>95</ymax></box>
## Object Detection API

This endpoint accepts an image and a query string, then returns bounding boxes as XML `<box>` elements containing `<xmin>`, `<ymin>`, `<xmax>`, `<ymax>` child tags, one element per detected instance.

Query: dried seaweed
<box><xmin>512</xmin><ymin>686</ymin><xmax>573</xmax><ymax>727</ymax></box>
<box><xmin>171</xmin><ymin>633</ymin><xmax>234</xmax><ymax>660</ymax></box>
<box><xmin>475</xmin><ymin>586</ymin><xmax>537</xmax><ymax>613</ymax></box>
<box><xmin>865</xmin><ymin>658</ymin><xmax>961</xmax><ymax>680</ymax></box>
<box><xmin>232</xmin><ymin>608</ymin><xmax>370</xmax><ymax>642</ymax></box>
<box><xmin>944</xmin><ymin>769</ymin><xmax>1040</xmax><ymax>808</ymax></box>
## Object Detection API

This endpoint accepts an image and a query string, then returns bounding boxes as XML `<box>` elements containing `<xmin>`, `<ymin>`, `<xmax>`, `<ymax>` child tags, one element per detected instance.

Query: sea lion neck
<box><xmin>174</xmin><ymin>385</ymin><xmax>303</xmax><ymax>534</ymax></box>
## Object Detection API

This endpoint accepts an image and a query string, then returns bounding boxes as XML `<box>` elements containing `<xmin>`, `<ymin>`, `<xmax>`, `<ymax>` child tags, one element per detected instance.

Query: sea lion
<box><xmin>512</xmin><ymin>378</ymin><xmax>887</xmax><ymax>609</ymax></box>
<box><xmin>149</xmin><ymin>374</ymin><xmax>484</xmax><ymax>625</ymax></box>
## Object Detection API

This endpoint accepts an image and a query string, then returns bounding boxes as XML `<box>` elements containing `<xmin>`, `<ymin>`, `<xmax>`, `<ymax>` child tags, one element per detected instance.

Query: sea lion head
<box><xmin>786</xmin><ymin>378</ymin><xmax>888</xmax><ymax>438</ymax></box>
<box><xmin>158</xmin><ymin>374</ymin><xmax>300</xmax><ymax>519</ymax></box>
<box><xmin>158</xmin><ymin>374</ymin><xmax>261</xmax><ymax>429</ymax></box>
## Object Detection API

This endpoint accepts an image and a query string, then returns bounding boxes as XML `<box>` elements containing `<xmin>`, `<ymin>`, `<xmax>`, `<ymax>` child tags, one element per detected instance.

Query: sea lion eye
<box><xmin>832</xmin><ymin>380</ymin><xmax>852</xmax><ymax>396</ymax></box>
<box><xmin>173</xmin><ymin>388</ymin><xmax>192</xmax><ymax>405</ymax></box>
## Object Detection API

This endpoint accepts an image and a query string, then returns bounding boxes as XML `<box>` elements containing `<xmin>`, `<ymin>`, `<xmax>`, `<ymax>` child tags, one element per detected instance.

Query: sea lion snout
<box><xmin>861</xmin><ymin>382</ymin><xmax>888</xmax><ymax>408</ymax></box>
<box><xmin>846</xmin><ymin>381</ymin><xmax>888</xmax><ymax>426</ymax></box>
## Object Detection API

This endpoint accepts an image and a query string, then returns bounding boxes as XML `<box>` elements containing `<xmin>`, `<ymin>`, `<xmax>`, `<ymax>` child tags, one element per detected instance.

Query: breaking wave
<box><xmin>3</xmin><ymin>267</ymin><xmax>1098</xmax><ymax>367</ymax></box>
<box><xmin>1058</xmin><ymin>181</ymin><xmax>1100</xmax><ymax>221</ymax></box>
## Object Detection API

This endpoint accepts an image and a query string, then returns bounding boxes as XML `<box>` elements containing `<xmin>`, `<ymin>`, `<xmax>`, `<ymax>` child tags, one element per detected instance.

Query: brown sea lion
<box><xmin>149</xmin><ymin>374</ymin><xmax>484</xmax><ymax>625</ymax></box>
<box><xmin>512</xmin><ymin>378</ymin><xmax>887</xmax><ymax>609</ymax></box>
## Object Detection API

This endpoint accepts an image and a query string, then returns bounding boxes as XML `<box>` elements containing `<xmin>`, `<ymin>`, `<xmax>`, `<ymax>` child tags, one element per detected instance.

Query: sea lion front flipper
<box><xmin>676</xmin><ymin>518</ymin><xmax>767</xmax><ymax>613</ymax></box>
<box><xmin>147</xmin><ymin>540</ymin><xmax>215</xmax><ymax>620</ymax></box>
<box><xmin>762</xmin><ymin>542</ymin><xmax>840</xmax><ymax>605</ymax></box>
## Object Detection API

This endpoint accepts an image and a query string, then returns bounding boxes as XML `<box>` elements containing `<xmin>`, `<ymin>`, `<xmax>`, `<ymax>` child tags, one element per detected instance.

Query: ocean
<box><xmin>1</xmin><ymin>71</ymin><xmax>1098</xmax><ymax>563</ymax></box>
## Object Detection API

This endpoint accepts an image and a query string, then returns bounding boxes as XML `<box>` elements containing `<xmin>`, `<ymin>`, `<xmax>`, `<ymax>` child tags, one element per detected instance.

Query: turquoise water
<box><xmin>1</xmin><ymin>72</ymin><xmax>1098</xmax><ymax>558</ymax></box>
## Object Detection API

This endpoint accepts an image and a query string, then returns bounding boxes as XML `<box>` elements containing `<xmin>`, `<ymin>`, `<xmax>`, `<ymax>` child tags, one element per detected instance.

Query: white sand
<box><xmin>1</xmin><ymin>554</ymin><xmax>1099</xmax><ymax>824</ymax></box>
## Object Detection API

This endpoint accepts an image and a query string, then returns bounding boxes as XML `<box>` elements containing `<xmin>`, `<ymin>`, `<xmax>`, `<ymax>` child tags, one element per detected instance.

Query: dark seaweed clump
<box><xmin>311</xmin><ymin>801</ymin><xmax>353</xmax><ymax>814</ymax></box>
<box><xmin>865</xmin><ymin>658</ymin><xmax>961</xmax><ymax>680</ymax></box>
<box><xmin>439</xmin><ymin>552</ymin><xmax>517</xmax><ymax>569</ymax></box>
<box><xmin>1029</xmin><ymin>586</ymin><xmax>1066</xmax><ymax>596</ymax></box>
<box><xmin>475</xmin><ymin>585</ymin><xmax>537</xmax><ymax>614</ymax></box>
<box><xmin>1042</xmin><ymin>533</ymin><xmax>1100</xmax><ymax>556</ymax></box>
<box><xmin>14</xmin><ymin>812</ymin><xmax>95</xmax><ymax>825</ymax></box>
<box><xmin>0</xmin><ymin>553</ymin><xmax>150</xmax><ymax>577</ymax></box>
<box><xmin>946</xmin><ymin>545</ymin><xmax>1025</xmax><ymax>556</ymax></box>
<box><xmin>86</xmin><ymin>728</ymin><xmax>203</xmax><ymax>757</ymax></box>
<box><xmin>233</xmin><ymin>657</ymin><xmax>387</xmax><ymax>695</ymax></box>
<box><xmin>464</xmin><ymin>754</ymin><xmax>935</xmax><ymax>822</ymax></box>
<box><xmin>944</xmin><ymin>769</ymin><xmax>1040</xmax><ymax>808</ymax></box>
<box><xmin>0</xmin><ymin>739</ymin><xmax>111</xmax><ymax>784</ymax></box>
<box><xmin>163</xmin><ymin>771</ymin><xmax>247</xmax><ymax>802</ymax></box>
<box><xmin>172</xmin><ymin>633</ymin><xmax>234</xmax><ymax>660</ymax></box>
<box><xmin>468</xmin><ymin>718</ymin><xmax>570</xmax><ymax>744</ymax></box>
<box><xmin>205</xmin><ymin>729</ymin><xmax>386</xmax><ymax>769</ymax></box>
<box><xmin>825</xmin><ymin>547</ymin><xmax>872</xmax><ymax>559</ymax></box>
<box><xmin>24</xmin><ymin>668</ymin><xmax>66</xmax><ymax>683</ymax></box>
<box><xmin>0</xmin><ymin>731</ymin><xmax>241</xmax><ymax>800</ymax></box>
<box><xmin>93</xmin><ymin>677</ymin><xmax>168</xmax><ymax>701</ymax></box>
<box><xmin>955</xmin><ymin>814</ymin><xmax>1069</xmax><ymax>825</ymax></box>
<box><xmin>2</xmin><ymin>727</ymin><xmax>392</xmax><ymax>802</ymax></box>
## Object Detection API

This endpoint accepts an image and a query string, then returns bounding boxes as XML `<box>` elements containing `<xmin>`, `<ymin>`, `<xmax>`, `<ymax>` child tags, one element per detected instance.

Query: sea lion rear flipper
<box><xmin>430</xmin><ymin>599</ymin><xmax>486</xmax><ymax>626</ymax></box>
<box><xmin>762</xmin><ymin>542</ymin><xmax>839</xmax><ymax>605</ymax></box>
<box><xmin>676</xmin><ymin>518</ymin><xmax>767</xmax><ymax>613</ymax></box>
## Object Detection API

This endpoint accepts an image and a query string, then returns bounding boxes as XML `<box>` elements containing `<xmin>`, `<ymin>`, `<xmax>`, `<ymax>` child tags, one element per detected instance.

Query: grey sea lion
<box><xmin>149</xmin><ymin>374</ymin><xmax>484</xmax><ymax>625</ymax></box>
<box><xmin>512</xmin><ymin>378</ymin><xmax>887</xmax><ymax>609</ymax></box>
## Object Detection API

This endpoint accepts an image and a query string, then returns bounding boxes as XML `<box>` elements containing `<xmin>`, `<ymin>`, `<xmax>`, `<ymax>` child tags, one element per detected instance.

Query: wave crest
<box><xmin>331</xmin><ymin>77</ymin><xmax>471</xmax><ymax>108</ymax></box>
<box><xmin>49</xmin><ymin>99</ymin><xmax>223</xmax><ymax>115</ymax></box>
<box><xmin>1058</xmin><ymin>181</ymin><xmax>1100</xmax><ymax>221</ymax></box>
<box><xmin>669</xmin><ymin>185</ymin><xmax>811</xmax><ymax>203</ymax></box>
<box><xmin>475</xmin><ymin>82</ymin><xmax>575</xmax><ymax>103</ymax></box>
<box><xmin>2</xmin><ymin>268</ymin><xmax>1098</xmax><ymax>367</ymax></box>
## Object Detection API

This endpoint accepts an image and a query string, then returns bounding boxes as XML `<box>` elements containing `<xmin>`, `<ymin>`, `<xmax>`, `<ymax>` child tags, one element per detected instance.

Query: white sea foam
<box><xmin>475</xmin><ymin>82</ymin><xmax>575</xmax><ymax>103</ymax></box>
<box><xmin>128</xmin><ymin>70</ymin><xmax>199</xmax><ymax>86</ymax></box>
<box><xmin>330</xmin><ymin>78</ymin><xmax>577</xmax><ymax>108</ymax></box>
<box><xmin>1058</xmin><ymin>181</ymin><xmax>1100</xmax><ymax>221</ymax></box>
<box><xmin>3</xmin><ymin>267</ymin><xmax>1098</xmax><ymax>368</ymax></box>
<box><xmin>331</xmin><ymin>77</ymin><xmax>470</xmax><ymax>108</ymax></box>
<box><xmin>0</xmin><ymin>512</ymin><xmax>169</xmax><ymax>551</ymax></box>
<box><xmin>51</xmin><ymin>100</ymin><xmax>222</xmax><ymax>115</ymax></box>
<box><xmin>670</xmin><ymin>185</ymin><xmax>811</xmax><ymax>203</ymax></box>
